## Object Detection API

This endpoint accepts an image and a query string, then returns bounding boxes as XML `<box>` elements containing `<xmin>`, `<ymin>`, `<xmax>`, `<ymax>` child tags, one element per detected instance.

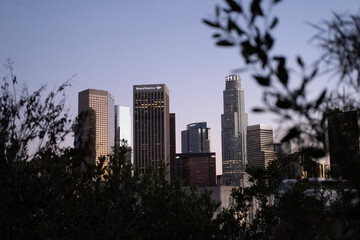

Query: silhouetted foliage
<box><xmin>0</xmin><ymin>62</ymin><xmax>219</xmax><ymax>239</ymax></box>
<box><xmin>205</xmin><ymin>0</ymin><xmax>360</xmax><ymax>239</ymax></box>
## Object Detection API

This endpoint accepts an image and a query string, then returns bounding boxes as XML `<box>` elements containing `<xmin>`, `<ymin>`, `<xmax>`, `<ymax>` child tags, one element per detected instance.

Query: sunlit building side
<box><xmin>78</xmin><ymin>89</ymin><xmax>115</xmax><ymax>165</ymax></box>
<box><xmin>247</xmin><ymin>124</ymin><xmax>277</xmax><ymax>169</ymax></box>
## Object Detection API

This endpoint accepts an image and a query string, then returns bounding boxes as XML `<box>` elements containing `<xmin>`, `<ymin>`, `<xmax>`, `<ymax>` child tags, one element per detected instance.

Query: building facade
<box><xmin>133</xmin><ymin>84</ymin><xmax>170</xmax><ymax>178</ymax></box>
<box><xmin>176</xmin><ymin>152</ymin><xmax>216</xmax><ymax>187</ymax></box>
<box><xmin>78</xmin><ymin>89</ymin><xmax>115</xmax><ymax>164</ymax></box>
<box><xmin>247</xmin><ymin>124</ymin><xmax>276</xmax><ymax>169</ymax></box>
<box><xmin>170</xmin><ymin>113</ymin><xmax>176</xmax><ymax>182</ymax></box>
<box><xmin>327</xmin><ymin>109</ymin><xmax>360</xmax><ymax>176</ymax></box>
<box><xmin>221</xmin><ymin>75</ymin><xmax>248</xmax><ymax>186</ymax></box>
<box><xmin>181</xmin><ymin>122</ymin><xmax>210</xmax><ymax>153</ymax></box>
<box><xmin>114</xmin><ymin>105</ymin><xmax>131</xmax><ymax>147</ymax></box>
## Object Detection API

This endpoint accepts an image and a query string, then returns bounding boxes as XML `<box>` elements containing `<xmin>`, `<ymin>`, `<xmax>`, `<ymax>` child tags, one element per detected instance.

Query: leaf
<box><xmin>276</xmin><ymin>98</ymin><xmax>292</xmax><ymax>109</ymax></box>
<box><xmin>212</xmin><ymin>33</ymin><xmax>221</xmax><ymax>38</ymax></box>
<box><xmin>217</xmin><ymin>40</ymin><xmax>234</xmax><ymax>46</ymax></box>
<box><xmin>251</xmin><ymin>0</ymin><xmax>263</xmax><ymax>17</ymax></box>
<box><xmin>202</xmin><ymin>19</ymin><xmax>220</xmax><ymax>28</ymax></box>
<box><xmin>241</xmin><ymin>41</ymin><xmax>256</xmax><ymax>58</ymax></box>
<box><xmin>296</xmin><ymin>56</ymin><xmax>304</xmax><ymax>68</ymax></box>
<box><xmin>315</xmin><ymin>89</ymin><xmax>326</xmax><ymax>107</ymax></box>
<box><xmin>215</xmin><ymin>5</ymin><xmax>220</xmax><ymax>17</ymax></box>
<box><xmin>227</xmin><ymin>18</ymin><xmax>245</xmax><ymax>36</ymax></box>
<box><xmin>270</xmin><ymin>17</ymin><xmax>278</xmax><ymax>29</ymax></box>
<box><xmin>256</xmin><ymin>49</ymin><xmax>268</xmax><ymax>67</ymax></box>
<box><xmin>282</xmin><ymin>127</ymin><xmax>301</xmax><ymax>142</ymax></box>
<box><xmin>254</xmin><ymin>75</ymin><xmax>270</xmax><ymax>86</ymax></box>
<box><xmin>252</xmin><ymin>107</ymin><xmax>265</xmax><ymax>112</ymax></box>
<box><xmin>225</xmin><ymin>0</ymin><xmax>243</xmax><ymax>13</ymax></box>
<box><xmin>302</xmin><ymin>147</ymin><xmax>326</xmax><ymax>158</ymax></box>
<box><xmin>275</xmin><ymin>57</ymin><xmax>288</xmax><ymax>86</ymax></box>
<box><xmin>265</xmin><ymin>32</ymin><xmax>274</xmax><ymax>49</ymax></box>
<box><xmin>310</xmin><ymin>68</ymin><xmax>318</xmax><ymax>79</ymax></box>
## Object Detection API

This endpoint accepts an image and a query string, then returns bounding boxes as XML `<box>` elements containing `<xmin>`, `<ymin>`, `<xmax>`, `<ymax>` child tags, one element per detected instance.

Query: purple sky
<box><xmin>1</xmin><ymin>0</ymin><xmax>359</xmax><ymax>174</ymax></box>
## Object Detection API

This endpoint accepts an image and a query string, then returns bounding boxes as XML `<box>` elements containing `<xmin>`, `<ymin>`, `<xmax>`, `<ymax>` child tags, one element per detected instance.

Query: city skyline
<box><xmin>1</xmin><ymin>1</ymin><xmax>359</xmax><ymax>174</ymax></box>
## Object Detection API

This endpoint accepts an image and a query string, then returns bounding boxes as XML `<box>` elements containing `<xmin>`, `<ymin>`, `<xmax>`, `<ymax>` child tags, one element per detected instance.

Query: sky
<box><xmin>1</xmin><ymin>0</ymin><xmax>359</xmax><ymax>174</ymax></box>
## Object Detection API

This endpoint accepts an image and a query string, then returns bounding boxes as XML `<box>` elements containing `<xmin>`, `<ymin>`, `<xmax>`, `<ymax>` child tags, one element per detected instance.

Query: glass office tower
<box><xmin>114</xmin><ymin>105</ymin><xmax>131</xmax><ymax>147</ymax></box>
<box><xmin>181</xmin><ymin>122</ymin><xmax>210</xmax><ymax>153</ymax></box>
<box><xmin>221</xmin><ymin>75</ymin><xmax>248</xmax><ymax>186</ymax></box>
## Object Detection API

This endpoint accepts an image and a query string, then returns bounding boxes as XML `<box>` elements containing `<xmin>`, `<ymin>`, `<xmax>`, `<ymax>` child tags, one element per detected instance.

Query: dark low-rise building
<box><xmin>175</xmin><ymin>152</ymin><xmax>216</xmax><ymax>187</ymax></box>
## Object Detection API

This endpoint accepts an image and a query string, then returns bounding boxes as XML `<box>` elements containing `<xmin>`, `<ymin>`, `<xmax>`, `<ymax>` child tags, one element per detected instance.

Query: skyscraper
<box><xmin>327</xmin><ymin>109</ymin><xmax>360</xmax><ymax>176</ymax></box>
<box><xmin>78</xmin><ymin>89</ymin><xmax>115</xmax><ymax>164</ymax></box>
<box><xmin>181</xmin><ymin>122</ymin><xmax>210</xmax><ymax>153</ymax></box>
<box><xmin>247</xmin><ymin>124</ymin><xmax>276</xmax><ymax>169</ymax></box>
<box><xmin>133</xmin><ymin>84</ymin><xmax>170</xmax><ymax>178</ymax></box>
<box><xmin>176</xmin><ymin>121</ymin><xmax>215</xmax><ymax>186</ymax></box>
<box><xmin>114</xmin><ymin>105</ymin><xmax>131</xmax><ymax>147</ymax></box>
<box><xmin>170</xmin><ymin>113</ymin><xmax>176</xmax><ymax>182</ymax></box>
<box><xmin>221</xmin><ymin>75</ymin><xmax>248</xmax><ymax>186</ymax></box>
<box><xmin>115</xmin><ymin>105</ymin><xmax>131</xmax><ymax>163</ymax></box>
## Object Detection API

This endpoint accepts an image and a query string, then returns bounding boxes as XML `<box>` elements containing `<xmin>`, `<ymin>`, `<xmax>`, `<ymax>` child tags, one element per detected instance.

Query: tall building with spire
<box><xmin>221</xmin><ymin>75</ymin><xmax>248</xmax><ymax>186</ymax></box>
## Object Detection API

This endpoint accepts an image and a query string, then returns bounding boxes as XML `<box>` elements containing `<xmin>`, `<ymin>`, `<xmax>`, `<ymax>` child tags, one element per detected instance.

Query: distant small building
<box><xmin>247</xmin><ymin>124</ymin><xmax>277</xmax><ymax>169</ymax></box>
<box><xmin>181</xmin><ymin>122</ymin><xmax>210</xmax><ymax>153</ymax></box>
<box><xmin>176</xmin><ymin>153</ymin><xmax>216</xmax><ymax>187</ymax></box>
<box><xmin>283</xmin><ymin>152</ymin><xmax>329</xmax><ymax>179</ymax></box>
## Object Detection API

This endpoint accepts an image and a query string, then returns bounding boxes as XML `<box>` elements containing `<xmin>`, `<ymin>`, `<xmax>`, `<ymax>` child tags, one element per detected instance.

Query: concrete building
<box><xmin>133</xmin><ymin>84</ymin><xmax>170</xmax><ymax>179</ymax></box>
<box><xmin>181</xmin><ymin>122</ymin><xmax>210</xmax><ymax>153</ymax></box>
<box><xmin>282</xmin><ymin>152</ymin><xmax>329</xmax><ymax>179</ymax></box>
<box><xmin>176</xmin><ymin>152</ymin><xmax>216</xmax><ymax>187</ymax></box>
<box><xmin>221</xmin><ymin>75</ymin><xmax>248</xmax><ymax>186</ymax></box>
<box><xmin>78</xmin><ymin>89</ymin><xmax>115</xmax><ymax>164</ymax></box>
<box><xmin>247</xmin><ymin>124</ymin><xmax>277</xmax><ymax>169</ymax></box>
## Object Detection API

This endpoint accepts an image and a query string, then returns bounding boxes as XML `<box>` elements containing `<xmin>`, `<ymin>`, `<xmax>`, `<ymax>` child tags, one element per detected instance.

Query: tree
<box><xmin>204</xmin><ymin>0</ymin><xmax>360</xmax><ymax>239</ymax></box>
<box><xmin>0</xmin><ymin>62</ymin><xmax>220</xmax><ymax>239</ymax></box>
